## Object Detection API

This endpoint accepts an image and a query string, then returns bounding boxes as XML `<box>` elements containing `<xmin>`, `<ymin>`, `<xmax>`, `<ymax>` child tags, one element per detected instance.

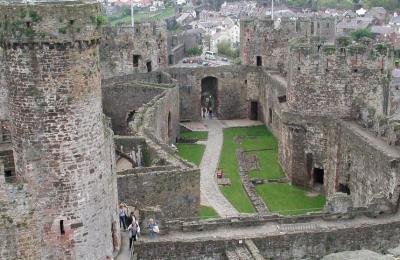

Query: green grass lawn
<box><xmin>199</xmin><ymin>205</ymin><xmax>219</xmax><ymax>219</ymax></box>
<box><xmin>256</xmin><ymin>183</ymin><xmax>326</xmax><ymax>215</ymax></box>
<box><xmin>180</xmin><ymin>131</ymin><xmax>208</xmax><ymax>140</ymax></box>
<box><xmin>219</xmin><ymin>125</ymin><xmax>324</xmax><ymax>215</ymax></box>
<box><xmin>176</xmin><ymin>143</ymin><xmax>205</xmax><ymax>166</ymax></box>
<box><xmin>219</xmin><ymin>126</ymin><xmax>276</xmax><ymax>213</ymax></box>
<box><xmin>110</xmin><ymin>7</ymin><xmax>175</xmax><ymax>26</ymax></box>
<box><xmin>248</xmin><ymin>150</ymin><xmax>285</xmax><ymax>180</ymax></box>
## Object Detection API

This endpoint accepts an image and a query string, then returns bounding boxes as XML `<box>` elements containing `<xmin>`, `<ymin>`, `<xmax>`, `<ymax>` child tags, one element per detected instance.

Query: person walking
<box><xmin>126</xmin><ymin>212</ymin><xmax>135</xmax><ymax>228</ymax></box>
<box><xmin>147</xmin><ymin>218</ymin><xmax>159</xmax><ymax>239</ymax></box>
<box><xmin>119</xmin><ymin>203</ymin><xmax>127</xmax><ymax>230</ymax></box>
<box><xmin>127</xmin><ymin>218</ymin><xmax>140</xmax><ymax>249</ymax></box>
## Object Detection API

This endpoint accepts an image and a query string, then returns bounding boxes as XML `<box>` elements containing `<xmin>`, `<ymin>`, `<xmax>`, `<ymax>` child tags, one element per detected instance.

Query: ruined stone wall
<box><xmin>0</xmin><ymin>2</ymin><xmax>119</xmax><ymax>258</ymax></box>
<box><xmin>103</xmin><ymin>80</ymin><xmax>166</xmax><ymax>135</ymax></box>
<box><xmin>278</xmin><ymin>113</ymin><xmax>332</xmax><ymax>188</ymax></box>
<box><xmin>117</xmin><ymin>168</ymin><xmax>200</xmax><ymax>219</ymax></box>
<box><xmin>100</xmin><ymin>25</ymin><xmax>168</xmax><ymax>79</ymax></box>
<box><xmin>135</xmin><ymin>219</ymin><xmax>400</xmax><ymax>259</ymax></box>
<box><xmin>240</xmin><ymin>16</ymin><xmax>336</xmax><ymax>75</ymax></box>
<box><xmin>167</xmin><ymin>66</ymin><xmax>256</xmax><ymax>121</ymax></box>
<box><xmin>325</xmin><ymin>121</ymin><xmax>400</xmax><ymax>210</ymax></box>
<box><xmin>287</xmin><ymin>41</ymin><xmax>392</xmax><ymax>120</ymax></box>
<box><xmin>121</xmin><ymin>84</ymin><xmax>200</xmax><ymax>219</ymax></box>
<box><xmin>102</xmin><ymin>72</ymin><xmax>175</xmax><ymax>135</ymax></box>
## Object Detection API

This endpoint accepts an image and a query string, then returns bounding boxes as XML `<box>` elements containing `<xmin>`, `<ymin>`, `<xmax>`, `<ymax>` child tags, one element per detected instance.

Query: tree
<box><xmin>351</xmin><ymin>28</ymin><xmax>374</xmax><ymax>41</ymax></box>
<box><xmin>216</xmin><ymin>39</ymin><xmax>240</xmax><ymax>59</ymax></box>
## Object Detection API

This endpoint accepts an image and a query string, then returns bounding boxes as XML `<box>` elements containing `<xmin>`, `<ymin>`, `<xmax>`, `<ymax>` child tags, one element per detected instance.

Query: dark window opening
<box><xmin>4</xmin><ymin>170</ymin><xmax>13</xmax><ymax>183</ymax></box>
<box><xmin>340</xmin><ymin>48</ymin><xmax>345</xmax><ymax>54</ymax></box>
<box><xmin>60</xmin><ymin>220</ymin><xmax>65</xmax><ymax>235</ymax></box>
<box><xmin>167</xmin><ymin>112</ymin><xmax>172</xmax><ymax>140</ymax></box>
<box><xmin>168</xmin><ymin>55</ymin><xmax>174</xmax><ymax>65</ymax></box>
<box><xmin>158</xmin><ymin>58</ymin><xmax>161</xmax><ymax>64</ymax></box>
<box><xmin>69</xmin><ymin>20</ymin><xmax>75</xmax><ymax>25</ymax></box>
<box><xmin>256</xmin><ymin>56</ymin><xmax>262</xmax><ymax>67</ymax></box>
<box><xmin>135</xmin><ymin>27</ymin><xmax>140</xmax><ymax>34</ymax></box>
<box><xmin>146</xmin><ymin>61</ymin><xmax>152</xmax><ymax>72</ymax></box>
<box><xmin>278</xmin><ymin>95</ymin><xmax>287</xmax><ymax>103</ymax></box>
<box><xmin>338</xmin><ymin>183</ymin><xmax>351</xmax><ymax>195</ymax></box>
<box><xmin>26</xmin><ymin>22</ymin><xmax>32</xmax><ymax>28</ymax></box>
<box><xmin>250</xmin><ymin>101</ymin><xmax>258</xmax><ymax>120</ymax></box>
<box><xmin>269</xmin><ymin>108</ymin><xmax>272</xmax><ymax>124</ymax></box>
<box><xmin>244</xmin><ymin>80</ymin><xmax>247</xmax><ymax>85</ymax></box>
<box><xmin>353</xmin><ymin>68</ymin><xmax>358</xmax><ymax>73</ymax></box>
<box><xmin>313</xmin><ymin>168</ymin><xmax>324</xmax><ymax>184</ymax></box>
<box><xmin>297</xmin><ymin>67</ymin><xmax>301</xmax><ymax>71</ymax></box>
<box><xmin>133</xmin><ymin>55</ymin><xmax>140</xmax><ymax>67</ymax></box>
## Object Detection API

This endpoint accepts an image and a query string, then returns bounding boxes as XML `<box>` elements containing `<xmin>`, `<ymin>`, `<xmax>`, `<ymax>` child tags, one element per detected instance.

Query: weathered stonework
<box><xmin>100</xmin><ymin>25</ymin><xmax>168</xmax><ymax>79</ymax></box>
<box><xmin>0</xmin><ymin>2</ymin><xmax>119</xmax><ymax>259</ymax></box>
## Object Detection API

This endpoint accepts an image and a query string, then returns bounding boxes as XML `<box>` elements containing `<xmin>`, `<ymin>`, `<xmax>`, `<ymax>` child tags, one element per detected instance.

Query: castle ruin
<box><xmin>0</xmin><ymin>0</ymin><xmax>400</xmax><ymax>259</ymax></box>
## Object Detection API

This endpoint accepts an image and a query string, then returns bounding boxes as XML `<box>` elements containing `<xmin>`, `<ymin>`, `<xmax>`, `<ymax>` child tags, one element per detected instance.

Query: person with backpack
<box><xmin>127</xmin><ymin>218</ymin><xmax>140</xmax><ymax>249</ymax></box>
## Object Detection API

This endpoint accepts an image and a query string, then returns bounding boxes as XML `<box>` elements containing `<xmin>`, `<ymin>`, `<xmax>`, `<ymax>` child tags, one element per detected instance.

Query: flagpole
<box><xmin>131</xmin><ymin>0</ymin><xmax>134</xmax><ymax>28</ymax></box>
<box><xmin>271</xmin><ymin>0</ymin><xmax>274</xmax><ymax>20</ymax></box>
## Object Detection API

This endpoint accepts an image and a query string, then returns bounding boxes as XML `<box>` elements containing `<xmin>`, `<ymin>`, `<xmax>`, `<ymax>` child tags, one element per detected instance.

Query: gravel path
<box><xmin>200</xmin><ymin>119</ymin><xmax>239</xmax><ymax>217</ymax></box>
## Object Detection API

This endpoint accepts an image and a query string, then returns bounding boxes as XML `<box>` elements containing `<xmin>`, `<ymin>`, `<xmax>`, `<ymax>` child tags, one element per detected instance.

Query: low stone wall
<box><xmin>135</xmin><ymin>218</ymin><xmax>400</xmax><ymax>259</ymax></box>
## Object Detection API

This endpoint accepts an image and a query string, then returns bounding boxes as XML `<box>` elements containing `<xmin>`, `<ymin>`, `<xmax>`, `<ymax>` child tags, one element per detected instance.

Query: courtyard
<box><xmin>178</xmin><ymin>121</ymin><xmax>326</xmax><ymax>217</ymax></box>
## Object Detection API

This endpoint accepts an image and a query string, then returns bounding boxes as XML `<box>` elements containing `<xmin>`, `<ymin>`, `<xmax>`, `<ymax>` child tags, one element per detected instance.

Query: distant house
<box><xmin>176</xmin><ymin>12</ymin><xmax>195</xmax><ymax>26</ymax></box>
<box><xmin>336</xmin><ymin>17</ymin><xmax>375</xmax><ymax>36</ymax></box>
<box><xmin>366</xmin><ymin>7</ymin><xmax>387</xmax><ymax>25</ymax></box>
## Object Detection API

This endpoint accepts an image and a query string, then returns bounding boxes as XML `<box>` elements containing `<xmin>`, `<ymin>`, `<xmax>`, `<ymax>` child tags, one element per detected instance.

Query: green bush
<box><xmin>217</xmin><ymin>39</ymin><xmax>239</xmax><ymax>59</ymax></box>
<box><xmin>351</xmin><ymin>28</ymin><xmax>374</xmax><ymax>42</ymax></box>
<box><xmin>186</xmin><ymin>46</ymin><xmax>203</xmax><ymax>56</ymax></box>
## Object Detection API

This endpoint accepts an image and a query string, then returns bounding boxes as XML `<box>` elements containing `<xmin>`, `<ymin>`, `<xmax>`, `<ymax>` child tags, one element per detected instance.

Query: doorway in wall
<box><xmin>250</xmin><ymin>101</ymin><xmax>258</xmax><ymax>120</ymax></box>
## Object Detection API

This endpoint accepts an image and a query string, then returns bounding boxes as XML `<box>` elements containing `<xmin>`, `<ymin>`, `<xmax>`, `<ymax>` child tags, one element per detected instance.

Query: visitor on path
<box><xmin>128</xmin><ymin>218</ymin><xmax>140</xmax><ymax>249</ymax></box>
<box><xmin>126</xmin><ymin>212</ymin><xmax>135</xmax><ymax>228</ymax></box>
<box><xmin>209</xmin><ymin>108</ymin><xmax>213</xmax><ymax>119</ymax></box>
<box><xmin>147</xmin><ymin>218</ymin><xmax>159</xmax><ymax>239</ymax></box>
<box><xmin>119</xmin><ymin>203</ymin><xmax>127</xmax><ymax>230</ymax></box>
<box><xmin>202</xmin><ymin>106</ymin><xmax>207</xmax><ymax>119</ymax></box>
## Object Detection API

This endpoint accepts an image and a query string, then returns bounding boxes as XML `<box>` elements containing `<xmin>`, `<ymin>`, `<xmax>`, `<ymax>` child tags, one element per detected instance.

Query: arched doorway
<box><xmin>201</xmin><ymin>76</ymin><xmax>218</xmax><ymax>117</ymax></box>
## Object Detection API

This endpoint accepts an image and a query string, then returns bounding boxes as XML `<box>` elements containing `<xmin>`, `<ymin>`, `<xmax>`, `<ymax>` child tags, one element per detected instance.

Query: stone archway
<box><xmin>201</xmin><ymin>76</ymin><xmax>218</xmax><ymax>117</ymax></box>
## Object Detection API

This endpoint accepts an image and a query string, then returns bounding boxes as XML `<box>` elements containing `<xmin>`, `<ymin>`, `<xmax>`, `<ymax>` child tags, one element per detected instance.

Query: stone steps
<box><xmin>225</xmin><ymin>239</ymin><xmax>265</xmax><ymax>260</ymax></box>
<box><xmin>225</xmin><ymin>246</ymin><xmax>253</xmax><ymax>260</ymax></box>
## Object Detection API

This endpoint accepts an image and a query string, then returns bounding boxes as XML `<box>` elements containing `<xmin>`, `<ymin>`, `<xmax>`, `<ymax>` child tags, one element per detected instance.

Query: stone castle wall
<box><xmin>100</xmin><ymin>25</ymin><xmax>168</xmax><ymax>79</ymax></box>
<box><xmin>118</xmin><ymin>168</ymin><xmax>200</xmax><ymax>219</ymax></box>
<box><xmin>135</xmin><ymin>218</ymin><xmax>400</xmax><ymax>259</ymax></box>
<box><xmin>288</xmin><ymin>41</ymin><xmax>392</xmax><ymax>120</ymax></box>
<box><xmin>0</xmin><ymin>2</ymin><xmax>119</xmax><ymax>258</ymax></box>
<box><xmin>167</xmin><ymin>66</ymin><xmax>261</xmax><ymax>121</ymax></box>
<box><xmin>240</xmin><ymin>16</ymin><xmax>336</xmax><ymax>75</ymax></box>
<box><xmin>114</xmin><ymin>76</ymin><xmax>200</xmax><ymax>219</ymax></box>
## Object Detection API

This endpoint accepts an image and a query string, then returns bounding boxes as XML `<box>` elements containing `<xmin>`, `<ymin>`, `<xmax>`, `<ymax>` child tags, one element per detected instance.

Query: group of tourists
<box><xmin>118</xmin><ymin>203</ymin><xmax>160</xmax><ymax>250</ymax></box>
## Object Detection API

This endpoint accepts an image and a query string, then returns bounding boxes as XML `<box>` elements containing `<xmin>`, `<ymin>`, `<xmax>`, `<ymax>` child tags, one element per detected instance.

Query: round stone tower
<box><xmin>0</xmin><ymin>1</ymin><xmax>119</xmax><ymax>258</ymax></box>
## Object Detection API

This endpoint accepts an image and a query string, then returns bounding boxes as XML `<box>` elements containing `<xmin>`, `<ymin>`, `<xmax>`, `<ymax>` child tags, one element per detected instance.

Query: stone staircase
<box><xmin>225</xmin><ymin>239</ymin><xmax>265</xmax><ymax>260</ymax></box>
